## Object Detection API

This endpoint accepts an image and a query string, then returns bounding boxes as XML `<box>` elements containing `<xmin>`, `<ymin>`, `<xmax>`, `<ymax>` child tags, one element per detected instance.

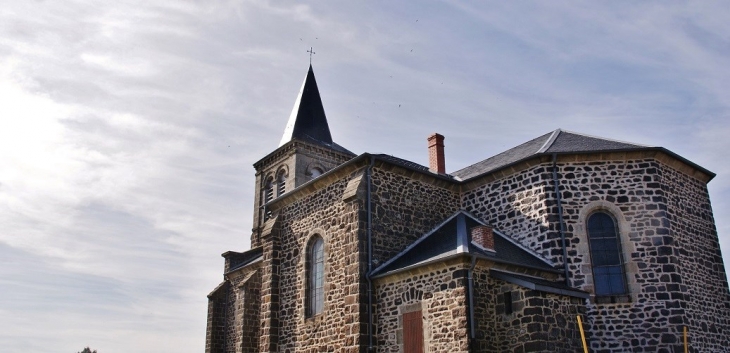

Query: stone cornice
<box><xmin>459</xmin><ymin>148</ymin><xmax>715</xmax><ymax>192</ymax></box>
<box><xmin>261</xmin><ymin>148</ymin><xmax>714</xmax><ymax>212</ymax></box>
<box><xmin>253</xmin><ymin>138</ymin><xmax>354</xmax><ymax>171</ymax></box>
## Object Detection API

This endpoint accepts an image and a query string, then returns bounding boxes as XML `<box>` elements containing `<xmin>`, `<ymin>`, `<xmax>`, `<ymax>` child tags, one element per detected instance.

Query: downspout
<box><xmin>366</xmin><ymin>155</ymin><xmax>376</xmax><ymax>352</ymax></box>
<box><xmin>552</xmin><ymin>153</ymin><xmax>571</xmax><ymax>285</ymax></box>
<box><xmin>467</xmin><ymin>255</ymin><xmax>477</xmax><ymax>347</ymax></box>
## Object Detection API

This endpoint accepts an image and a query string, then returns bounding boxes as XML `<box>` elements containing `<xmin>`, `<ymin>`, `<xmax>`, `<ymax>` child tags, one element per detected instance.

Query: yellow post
<box><xmin>577</xmin><ymin>315</ymin><xmax>589</xmax><ymax>353</ymax></box>
<box><xmin>684</xmin><ymin>326</ymin><xmax>688</xmax><ymax>353</ymax></box>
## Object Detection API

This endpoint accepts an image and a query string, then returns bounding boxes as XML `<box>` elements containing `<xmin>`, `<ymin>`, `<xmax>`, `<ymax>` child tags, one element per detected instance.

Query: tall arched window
<box><xmin>587</xmin><ymin>211</ymin><xmax>627</xmax><ymax>296</ymax></box>
<box><xmin>262</xmin><ymin>177</ymin><xmax>274</xmax><ymax>220</ymax></box>
<box><xmin>307</xmin><ymin>236</ymin><xmax>325</xmax><ymax>317</ymax></box>
<box><xmin>263</xmin><ymin>177</ymin><xmax>274</xmax><ymax>203</ymax></box>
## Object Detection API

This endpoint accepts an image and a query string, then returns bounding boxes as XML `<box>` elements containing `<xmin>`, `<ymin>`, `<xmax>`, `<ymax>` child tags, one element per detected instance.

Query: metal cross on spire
<box><xmin>307</xmin><ymin>47</ymin><xmax>315</xmax><ymax>64</ymax></box>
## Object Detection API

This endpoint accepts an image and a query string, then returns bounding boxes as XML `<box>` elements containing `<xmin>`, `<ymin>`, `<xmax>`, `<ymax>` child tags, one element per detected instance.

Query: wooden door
<box><xmin>403</xmin><ymin>310</ymin><xmax>424</xmax><ymax>353</ymax></box>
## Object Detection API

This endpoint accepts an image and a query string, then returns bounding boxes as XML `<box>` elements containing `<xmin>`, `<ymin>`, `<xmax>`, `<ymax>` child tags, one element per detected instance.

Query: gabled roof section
<box><xmin>370</xmin><ymin>210</ymin><xmax>557</xmax><ymax>278</ymax></box>
<box><xmin>279</xmin><ymin>65</ymin><xmax>334</xmax><ymax>148</ymax></box>
<box><xmin>453</xmin><ymin>129</ymin><xmax>653</xmax><ymax>180</ymax></box>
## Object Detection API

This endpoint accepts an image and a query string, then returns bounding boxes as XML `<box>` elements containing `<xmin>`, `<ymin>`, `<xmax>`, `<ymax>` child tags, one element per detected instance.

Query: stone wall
<box><xmin>229</xmin><ymin>267</ymin><xmax>262</xmax><ymax>353</ymax></box>
<box><xmin>560</xmin><ymin>158</ymin><xmax>691</xmax><ymax>352</ymax></box>
<box><xmin>462</xmin><ymin>155</ymin><xmax>730</xmax><ymax>351</ymax></box>
<box><xmin>374</xmin><ymin>258</ymin><xmax>470</xmax><ymax>353</ymax></box>
<box><xmin>204</xmin><ymin>263</ymin><xmax>262</xmax><ymax>353</ymax></box>
<box><xmin>471</xmin><ymin>266</ymin><xmax>585</xmax><ymax>352</ymax></box>
<box><xmin>370</xmin><ymin>165</ymin><xmax>460</xmax><ymax>266</ymax></box>
<box><xmin>273</xmin><ymin>175</ymin><xmax>365</xmax><ymax>352</ymax></box>
<box><xmin>206</xmin><ymin>282</ymin><xmax>229</xmax><ymax>353</ymax></box>
<box><xmin>662</xmin><ymin>163</ymin><xmax>730</xmax><ymax>352</ymax></box>
<box><xmin>461</xmin><ymin>163</ymin><xmax>555</xmax><ymax>262</ymax></box>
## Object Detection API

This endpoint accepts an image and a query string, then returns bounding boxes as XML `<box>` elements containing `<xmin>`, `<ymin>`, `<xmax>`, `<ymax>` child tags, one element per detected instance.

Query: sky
<box><xmin>1</xmin><ymin>1</ymin><xmax>729</xmax><ymax>352</ymax></box>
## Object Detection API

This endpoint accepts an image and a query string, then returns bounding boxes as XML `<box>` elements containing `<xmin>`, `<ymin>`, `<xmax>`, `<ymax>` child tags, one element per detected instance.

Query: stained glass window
<box><xmin>308</xmin><ymin>237</ymin><xmax>324</xmax><ymax>316</ymax></box>
<box><xmin>587</xmin><ymin>212</ymin><xmax>627</xmax><ymax>296</ymax></box>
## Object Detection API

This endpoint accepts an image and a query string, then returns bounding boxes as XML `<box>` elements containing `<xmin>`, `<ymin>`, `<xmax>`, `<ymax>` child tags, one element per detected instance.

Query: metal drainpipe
<box><xmin>467</xmin><ymin>255</ymin><xmax>477</xmax><ymax>345</ymax></box>
<box><xmin>552</xmin><ymin>153</ymin><xmax>571</xmax><ymax>285</ymax></box>
<box><xmin>366</xmin><ymin>155</ymin><xmax>375</xmax><ymax>352</ymax></box>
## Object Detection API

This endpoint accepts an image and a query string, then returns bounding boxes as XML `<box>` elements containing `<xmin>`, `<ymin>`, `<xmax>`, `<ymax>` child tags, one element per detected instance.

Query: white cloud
<box><xmin>1</xmin><ymin>1</ymin><xmax>729</xmax><ymax>352</ymax></box>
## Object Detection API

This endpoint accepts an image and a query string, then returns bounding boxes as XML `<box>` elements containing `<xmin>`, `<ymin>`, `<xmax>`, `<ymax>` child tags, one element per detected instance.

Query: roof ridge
<box><xmin>536</xmin><ymin>129</ymin><xmax>562</xmax><ymax>154</ymax></box>
<box><xmin>558</xmin><ymin>129</ymin><xmax>655</xmax><ymax>148</ymax></box>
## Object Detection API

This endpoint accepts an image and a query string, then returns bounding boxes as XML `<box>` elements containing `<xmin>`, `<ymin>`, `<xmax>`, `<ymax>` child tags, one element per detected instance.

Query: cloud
<box><xmin>1</xmin><ymin>1</ymin><xmax>729</xmax><ymax>352</ymax></box>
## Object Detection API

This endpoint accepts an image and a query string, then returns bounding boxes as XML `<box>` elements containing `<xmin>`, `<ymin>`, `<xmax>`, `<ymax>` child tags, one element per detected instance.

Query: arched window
<box><xmin>277</xmin><ymin>170</ymin><xmax>287</xmax><ymax>196</ymax></box>
<box><xmin>262</xmin><ymin>177</ymin><xmax>274</xmax><ymax>220</ymax></box>
<box><xmin>587</xmin><ymin>211</ymin><xmax>627</xmax><ymax>296</ymax></box>
<box><xmin>307</xmin><ymin>236</ymin><xmax>325</xmax><ymax>317</ymax></box>
<box><xmin>263</xmin><ymin>177</ymin><xmax>274</xmax><ymax>203</ymax></box>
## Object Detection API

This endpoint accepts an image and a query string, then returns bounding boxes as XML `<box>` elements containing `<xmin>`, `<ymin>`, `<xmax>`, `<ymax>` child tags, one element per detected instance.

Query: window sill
<box><xmin>594</xmin><ymin>294</ymin><xmax>631</xmax><ymax>304</ymax></box>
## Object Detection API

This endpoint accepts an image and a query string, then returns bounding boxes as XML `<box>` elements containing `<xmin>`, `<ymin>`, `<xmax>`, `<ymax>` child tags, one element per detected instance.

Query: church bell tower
<box><xmin>250</xmin><ymin>65</ymin><xmax>355</xmax><ymax>247</ymax></box>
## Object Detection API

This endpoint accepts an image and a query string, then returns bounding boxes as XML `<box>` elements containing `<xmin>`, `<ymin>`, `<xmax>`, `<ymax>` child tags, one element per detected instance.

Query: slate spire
<box><xmin>279</xmin><ymin>65</ymin><xmax>333</xmax><ymax>147</ymax></box>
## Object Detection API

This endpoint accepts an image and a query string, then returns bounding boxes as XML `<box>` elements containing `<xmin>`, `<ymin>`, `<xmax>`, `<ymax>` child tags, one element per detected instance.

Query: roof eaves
<box><xmin>370</xmin><ymin>251</ymin><xmax>464</xmax><ymax>279</ymax></box>
<box><xmin>225</xmin><ymin>255</ymin><xmax>263</xmax><ymax>275</ymax></box>
<box><xmin>265</xmin><ymin>153</ymin><xmax>459</xmax><ymax>210</ymax></box>
<box><xmin>491</xmin><ymin>269</ymin><xmax>589</xmax><ymax>299</ymax></box>
<box><xmin>473</xmin><ymin>252</ymin><xmax>561</xmax><ymax>274</ymax></box>
<box><xmin>458</xmin><ymin>146</ymin><xmax>715</xmax><ymax>183</ymax></box>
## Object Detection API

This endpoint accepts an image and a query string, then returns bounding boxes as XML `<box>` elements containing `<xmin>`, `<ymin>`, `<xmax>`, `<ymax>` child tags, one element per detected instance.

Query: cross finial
<box><xmin>307</xmin><ymin>47</ymin><xmax>315</xmax><ymax>64</ymax></box>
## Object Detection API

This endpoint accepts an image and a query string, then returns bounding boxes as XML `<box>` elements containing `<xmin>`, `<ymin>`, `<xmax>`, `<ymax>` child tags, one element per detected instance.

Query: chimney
<box><xmin>427</xmin><ymin>133</ymin><xmax>445</xmax><ymax>174</ymax></box>
<box><xmin>471</xmin><ymin>225</ymin><xmax>495</xmax><ymax>252</ymax></box>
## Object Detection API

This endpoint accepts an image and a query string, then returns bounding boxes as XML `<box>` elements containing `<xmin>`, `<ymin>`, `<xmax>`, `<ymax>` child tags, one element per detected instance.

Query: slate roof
<box><xmin>279</xmin><ymin>65</ymin><xmax>353</xmax><ymax>155</ymax></box>
<box><xmin>224</xmin><ymin>247</ymin><xmax>263</xmax><ymax>274</ymax></box>
<box><xmin>370</xmin><ymin>211</ymin><xmax>557</xmax><ymax>278</ymax></box>
<box><xmin>453</xmin><ymin>129</ymin><xmax>652</xmax><ymax>180</ymax></box>
<box><xmin>374</xmin><ymin>154</ymin><xmax>430</xmax><ymax>172</ymax></box>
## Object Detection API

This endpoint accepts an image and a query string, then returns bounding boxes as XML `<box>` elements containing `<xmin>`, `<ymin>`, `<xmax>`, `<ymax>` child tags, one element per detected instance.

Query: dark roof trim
<box><xmin>491</xmin><ymin>269</ymin><xmax>589</xmax><ymax>299</ymax></box>
<box><xmin>253</xmin><ymin>137</ymin><xmax>355</xmax><ymax>170</ymax></box>
<box><xmin>370</xmin><ymin>250</ymin><xmax>561</xmax><ymax>280</ymax></box>
<box><xmin>264</xmin><ymin>143</ymin><xmax>715</xmax><ymax>212</ymax></box>
<box><xmin>473</xmin><ymin>253</ymin><xmax>561</xmax><ymax>274</ymax></box>
<box><xmin>222</xmin><ymin>246</ymin><xmax>264</xmax><ymax>273</ymax></box>
<box><xmin>263</xmin><ymin>153</ymin><xmax>456</xmax><ymax>210</ymax></box>
<box><xmin>370</xmin><ymin>252</ymin><xmax>465</xmax><ymax>280</ymax></box>
<box><xmin>225</xmin><ymin>256</ymin><xmax>263</xmax><ymax>275</ymax></box>
<box><xmin>460</xmin><ymin>146</ymin><xmax>715</xmax><ymax>183</ymax></box>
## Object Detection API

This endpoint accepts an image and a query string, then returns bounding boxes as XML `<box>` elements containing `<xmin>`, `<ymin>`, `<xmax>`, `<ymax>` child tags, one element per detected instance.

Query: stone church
<box><xmin>205</xmin><ymin>65</ymin><xmax>730</xmax><ymax>352</ymax></box>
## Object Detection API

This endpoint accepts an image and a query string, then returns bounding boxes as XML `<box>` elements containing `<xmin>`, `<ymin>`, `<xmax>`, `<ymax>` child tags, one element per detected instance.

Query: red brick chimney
<box><xmin>471</xmin><ymin>225</ymin><xmax>495</xmax><ymax>251</ymax></box>
<box><xmin>427</xmin><ymin>133</ymin><xmax>445</xmax><ymax>174</ymax></box>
